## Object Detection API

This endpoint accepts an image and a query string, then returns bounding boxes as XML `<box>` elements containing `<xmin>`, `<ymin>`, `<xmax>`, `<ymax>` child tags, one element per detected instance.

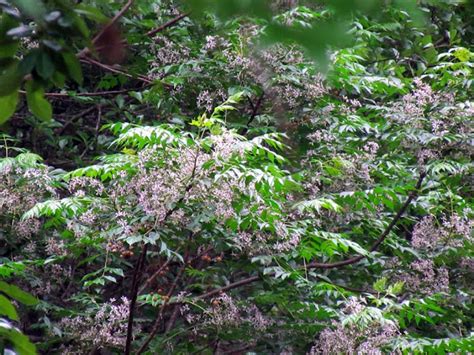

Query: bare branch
<box><xmin>124</xmin><ymin>243</ymin><xmax>148</xmax><ymax>355</ymax></box>
<box><xmin>307</xmin><ymin>171</ymin><xmax>426</xmax><ymax>269</ymax></box>
<box><xmin>81</xmin><ymin>57</ymin><xmax>154</xmax><ymax>84</ymax></box>
<box><xmin>93</xmin><ymin>0</ymin><xmax>134</xmax><ymax>44</ymax></box>
<box><xmin>146</xmin><ymin>12</ymin><xmax>190</xmax><ymax>37</ymax></box>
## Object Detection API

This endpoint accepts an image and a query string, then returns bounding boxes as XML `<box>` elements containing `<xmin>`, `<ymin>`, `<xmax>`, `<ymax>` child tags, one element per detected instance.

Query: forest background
<box><xmin>0</xmin><ymin>0</ymin><xmax>473</xmax><ymax>354</ymax></box>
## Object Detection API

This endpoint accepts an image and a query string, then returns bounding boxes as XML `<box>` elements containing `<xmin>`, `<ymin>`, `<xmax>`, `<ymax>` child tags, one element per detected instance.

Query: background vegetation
<box><xmin>0</xmin><ymin>0</ymin><xmax>473</xmax><ymax>353</ymax></box>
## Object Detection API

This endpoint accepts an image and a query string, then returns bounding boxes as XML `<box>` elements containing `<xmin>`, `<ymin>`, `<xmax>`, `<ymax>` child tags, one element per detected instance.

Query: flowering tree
<box><xmin>0</xmin><ymin>0</ymin><xmax>473</xmax><ymax>354</ymax></box>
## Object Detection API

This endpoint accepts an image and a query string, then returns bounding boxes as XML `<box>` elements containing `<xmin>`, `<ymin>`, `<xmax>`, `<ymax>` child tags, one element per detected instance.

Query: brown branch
<box><xmin>80</xmin><ymin>57</ymin><xmax>154</xmax><ymax>84</ymax></box>
<box><xmin>146</xmin><ymin>12</ymin><xmax>190</xmax><ymax>37</ymax></box>
<box><xmin>179</xmin><ymin>172</ymin><xmax>427</xmax><ymax>302</ymax></box>
<box><xmin>76</xmin><ymin>0</ymin><xmax>134</xmax><ymax>59</ymax></box>
<box><xmin>136</xmin><ymin>266</ymin><xmax>187</xmax><ymax>355</ymax></box>
<box><xmin>93</xmin><ymin>0</ymin><xmax>134</xmax><ymax>44</ymax></box>
<box><xmin>19</xmin><ymin>87</ymin><xmax>150</xmax><ymax>99</ymax></box>
<box><xmin>126</xmin><ymin>154</ymin><xmax>199</xmax><ymax>353</ymax></box>
<box><xmin>138</xmin><ymin>259</ymin><xmax>172</xmax><ymax>295</ymax></box>
<box><xmin>124</xmin><ymin>243</ymin><xmax>148</xmax><ymax>355</ymax></box>
<box><xmin>307</xmin><ymin>171</ymin><xmax>426</xmax><ymax>269</ymax></box>
<box><xmin>56</xmin><ymin>106</ymin><xmax>98</xmax><ymax>135</ymax></box>
<box><xmin>195</xmin><ymin>275</ymin><xmax>261</xmax><ymax>300</ymax></box>
<box><xmin>164</xmin><ymin>305</ymin><xmax>181</xmax><ymax>333</ymax></box>
<box><xmin>242</xmin><ymin>93</ymin><xmax>264</xmax><ymax>135</ymax></box>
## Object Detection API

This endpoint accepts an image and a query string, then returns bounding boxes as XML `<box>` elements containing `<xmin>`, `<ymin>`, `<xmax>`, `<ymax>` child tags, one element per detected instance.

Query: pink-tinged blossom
<box><xmin>235</xmin><ymin>222</ymin><xmax>301</xmax><ymax>256</ymax></box>
<box><xmin>203</xmin><ymin>35</ymin><xmax>228</xmax><ymax>51</ymax></box>
<box><xmin>310</xmin><ymin>299</ymin><xmax>399</xmax><ymax>355</ymax></box>
<box><xmin>431</xmin><ymin>119</ymin><xmax>449</xmax><ymax>136</ymax></box>
<box><xmin>307</xmin><ymin>131</ymin><xmax>335</xmax><ymax>143</ymax></box>
<box><xmin>363</xmin><ymin>141</ymin><xmax>379</xmax><ymax>156</ymax></box>
<box><xmin>68</xmin><ymin>176</ymin><xmax>105</xmax><ymax>196</ymax></box>
<box><xmin>342</xmin><ymin>297</ymin><xmax>365</xmax><ymax>315</ymax></box>
<box><xmin>401</xmin><ymin>259</ymin><xmax>449</xmax><ymax>295</ymax></box>
<box><xmin>45</xmin><ymin>237</ymin><xmax>67</xmax><ymax>256</ymax></box>
<box><xmin>197</xmin><ymin>90</ymin><xmax>214</xmax><ymax>112</ymax></box>
<box><xmin>152</xmin><ymin>37</ymin><xmax>190</xmax><ymax>67</ymax></box>
<box><xmin>309</xmin><ymin>320</ymin><xmax>399</xmax><ymax>355</ymax></box>
<box><xmin>411</xmin><ymin>216</ymin><xmax>439</xmax><ymax>249</ymax></box>
<box><xmin>0</xmin><ymin>165</ymin><xmax>55</xmax><ymax>239</ymax></box>
<box><xmin>459</xmin><ymin>257</ymin><xmax>474</xmax><ymax>272</ymax></box>
<box><xmin>185</xmin><ymin>293</ymin><xmax>272</xmax><ymax>333</ymax></box>
<box><xmin>417</xmin><ymin>149</ymin><xmax>438</xmax><ymax>165</ymax></box>
<box><xmin>411</xmin><ymin>214</ymin><xmax>472</xmax><ymax>250</ymax></box>
<box><xmin>60</xmin><ymin>297</ymin><xmax>134</xmax><ymax>350</ymax></box>
<box><xmin>206</xmin><ymin>293</ymin><xmax>242</xmax><ymax>329</ymax></box>
<box><xmin>13</xmin><ymin>219</ymin><xmax>41</xmax><ymax>238</ymax></box>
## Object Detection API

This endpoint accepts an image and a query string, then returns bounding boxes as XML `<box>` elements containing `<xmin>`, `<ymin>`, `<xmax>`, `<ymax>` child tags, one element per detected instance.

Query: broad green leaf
<box><xmin>0</xmin><ymin>90</ymin><xmax>19</xmax><ymax>124</ymax></box>
<box><xmin>0</xmin><ymin>281</ymin><xmax>38</xmax><ymax>306</ymax></box>
<box><xmin>35</xmin><ymin>51</ymin><xmax>55</xmax><ymax>79</ymax></box>
<box><xmin>25</xmin><ymin>81</ymin><xmax>52</xmax><ymax>121</ymax></box>
<box><xmin>0</xmin><ymin>294</ymin><xmax>18</xmax><ymax>320</ymax></box>
<box><xmin>62</xmin><ymin>51</ymin><xmax>83</xmax><ymax>85</ymax></box>
<box><xmin>0</xmin><ymin>324</ymin><xmax>37</xmax><ymax>355</ymax></box>
<box><xmin>0</xmin><ymin>61</ymin><xmax>22</xmax><ymax>96</ymax></box>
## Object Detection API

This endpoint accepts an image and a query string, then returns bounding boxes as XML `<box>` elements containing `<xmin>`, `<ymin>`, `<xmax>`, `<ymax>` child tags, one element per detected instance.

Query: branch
<box><xmin>241</xmin><ymin>93</ymin><xmax>264</xmax><ymax>135</ymax></box>
<box><xmin>93</xmin><ymin>0</ymin><xmax>134</xmax><ymax>44</ymax></box>
<box><xmin>124</xmin><ymin>243</ymin><xmax>148</xmax><ymax>355</ymax></box>
<box><xmin>126</xmin><ymin>152</ymin><xmax>200</xmax><ymax>353</ymax></box>
<box><xmin>136</xmin><ymin>266</ymin><xmax>187</xmax><ymax>354</ymax></box>
<box><xmin>195</xmin><ymin>275</ymin><xmax>261</xmax><ymax>300</ymax></box>
<box><xmin>56</xmin><ymin>106</ymin><xmax>98</xmax><ymax>135</ymax></box>
<box><xmin>76</xmin><ymin>0</ymin><xmax>134</xmax><ymax>59</ymax></box>
<box><xmin>80</xmin><ymin>57</ymin><xmax>154</xmax><ymax>84</ymax></box>
<box><xmin>138</xmin><ymin>259</ymin><xmax>172</xmax><ymax>295</ymax></box>
<box><xmin>146</xmin><ymin>12</ymin><xmax>190</xmax><ymax>37</ymax></box>
<box><xmin>180</xmin><ymin>172</ymin><xmax>426</xmax><ymax>302</ymax></box>
<box><xmin>307</xmin><ymin>171</ymin><xmax>426</xmax><ymax>269</ymax></box>
<box><xmin>19</xmin><ymin>88</ymin><xmax>142</xmax><ymax>98</ymax></box>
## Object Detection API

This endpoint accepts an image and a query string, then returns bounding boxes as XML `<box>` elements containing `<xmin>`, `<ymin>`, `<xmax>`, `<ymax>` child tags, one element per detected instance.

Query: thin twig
<box><xmin>146</xmin><ymin>12</ymin><xmax>190</xmax><ymax>37</ymax></box>
<box><xmin>242</xmin><ymin>93</ymin><xmax>264</xmax><ymax>135</ymax></box>
<box><xmin>81</xmin><ymin>57</ymin><xmax>154</xmax><ymax>84</ymax></box>
<box><xmin>138</xmin><ymin>259</ymin><xmax>172</xmax><ymax>295</ymax></box>
<box><xmin>77</xmin><ymin>0</ymin><xmax>134</xmax><ymax>59</ymax></box>
<box><xmin>126</xmin><ymin>151</ymin><xmax>200</xmax><ymax>353</ymax></box>
<box><xmin>56</xmin><ymin>106</ymin><xmax>98</xmax><ymax>135</ymax></box>
<box><xmin>195</xmin><ymin>275</ymin><xmax>261</xmax><ymax>300</ymax></box>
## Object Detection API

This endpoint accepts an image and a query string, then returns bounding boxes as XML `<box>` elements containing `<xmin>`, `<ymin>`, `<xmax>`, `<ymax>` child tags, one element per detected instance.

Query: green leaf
<box><xmin>373</xmin><ymin>277</ymin><xmax>387</xmax><ymax>293</ymax></box>
<box><xmin>25</xmin><ymin>81</ymin><xmax>52</xmax><ymax>121</ymax></box>
<box><xmin>0</xmin><ymin>61</ymin><xmax>22</xmax><ymax>96</ymax></box>
<box><xmin>0</xmin><ymin>325</ymin><xmax>37</xmax><ymax>355</ymax></box>
<box><xmin>62</xmin><ymin>51</ymin><xmax>83</xmax><ymax>85</ymax></box>
<box><xmin>0</xmin><ymin>294</ymin><xmax>18</xmax><ymax>320</ymax></box>
<box><xmin>0</xmin><ymin>89</ymin><xmax>19</xmax><ymax>124</ymax></box>
<box><xmin>74</xmin><ymin>4</ymin><xmax>109</xmax><ymax>23</ymax></box>
<box><xmin>0</xmin><ymin>41</ymin><xmax>19</xmax><ymax>58</ymax></box>
<box><xmin>35</xmin><ymin>51</ymin><xmax>55</xmax><ymax>79</ymax></box>
<box><xmin>11</xmin><ymin>0</ymin><xmax>46</xmax><ymax>20</ymax></box>
<box><xmin>0</xmin><ymin>281</ymin><xmax>38</xmax><ymax>306</ymax></box>
<box><xmin>453</xmin><ymin>47</ymin><xmax>471</xmax><ymax>62</ymax></box>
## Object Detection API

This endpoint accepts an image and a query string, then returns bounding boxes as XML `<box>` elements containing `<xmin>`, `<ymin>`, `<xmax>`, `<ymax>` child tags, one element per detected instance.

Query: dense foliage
<box><xmin>0</xmin><ymin>0</ymin><xmax>473</xmax><ymax>354</ymax></box>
